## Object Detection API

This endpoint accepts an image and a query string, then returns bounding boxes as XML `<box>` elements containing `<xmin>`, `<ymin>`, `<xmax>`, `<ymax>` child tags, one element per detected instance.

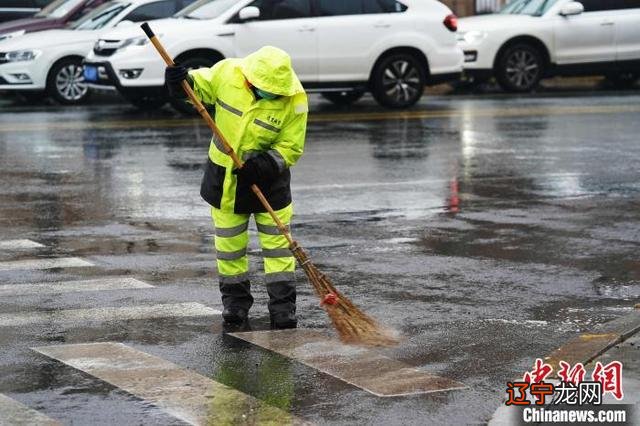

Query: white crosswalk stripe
<box><xmin>231</xmin><ymin>329</ymin><xmax>467</xmax><ymax>397</ymax></box>
<box><xmin>32</xmin><ymin>342</ymin><xmax>310</xmax><ymax>426</ymax></box>
<box><xmin>0</xmin><ymin>303</ymin><xmax>220</xmax><ymax>327</ymax></box>
<box><xmin>0</xmin><ymin>277</ymin><xmax>153</xmax><ymax>297</ymax></box>
<box><xmin>0</xmin><ymin>394</ymin><xmax>61</xmax><ymax>426</ymax></box>
<box><xmin>0</xmin><ymin>257</ymin><xmax>94</xmax><ymax>272</ymax></box>
<box><xmin>0</xmin><ymin>240</ymin><xmax>44</xmax><ymax>250</ymax></box>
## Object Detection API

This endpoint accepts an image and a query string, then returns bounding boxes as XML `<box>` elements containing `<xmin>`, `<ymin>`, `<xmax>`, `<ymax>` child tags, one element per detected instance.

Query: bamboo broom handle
<box><xmin>141</xmin><ymin>23</ymin><xmax>294</xmax><ymax>246</ymax></box>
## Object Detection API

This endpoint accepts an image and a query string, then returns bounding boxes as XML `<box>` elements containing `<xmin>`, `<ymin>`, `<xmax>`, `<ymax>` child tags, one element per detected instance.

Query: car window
<box><xmin>68</xmin><ymin>0</ymin><xmax>105</xmax><ymax>21</ymax></box>
<box><xmin>70</xmin><ymin>1</ymin><xmax>128</xmax><ymax>30</ymax></box>
<box><xmin>35</xmin><ymin>0</ymin><xmax>85</xmax><ymax>18</ymax></box>
<box><xmin>35</xmin><ymin>0</ymin><xmax>53</xmax><ymax>6</ymax></box>
<box><xmin>316</xmin><ymin>0</ymin><xmax>361</xmax><ymax>15</ymax></box>
<box><xmin>579</xmin><ymin>0</ymin><xmax>640</xmax><ymax>11</ymax></box>
<box><xmin>176</xmin><ymin>0</ymin><xmax>239</xmax><ymax>19</ymax></box>
<box><xmin>362</xmin><ymin>0</ymin><xmax>406</xmax><ymax>13</ymax></box>
<box><xmin>246</xmin><ymin>0</ymin><xmax>311</xmax><ymax>20</ymax></box>
<box><xmin>499</xmin><ymin>0</ymin><xmax>558</xmax><ymax>16</ymax></box>
<box><xmin>124</xmin><ymin>0</ymin><xmax>179</xmax><ymax>21</ymax></box>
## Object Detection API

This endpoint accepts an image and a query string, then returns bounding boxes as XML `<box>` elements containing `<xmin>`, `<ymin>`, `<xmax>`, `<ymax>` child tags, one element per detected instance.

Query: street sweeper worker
<box><xmin>164</xmin><ymin>46</ymin><xmax>308</xmax><ymax>329</ymax></box>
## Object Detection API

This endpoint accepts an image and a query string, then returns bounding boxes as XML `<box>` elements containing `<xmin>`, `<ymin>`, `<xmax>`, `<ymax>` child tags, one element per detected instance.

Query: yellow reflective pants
<box><xmin>212</xmin><ymin>203</ymin><xmax>295</xmax><ymax>284</ymax></box>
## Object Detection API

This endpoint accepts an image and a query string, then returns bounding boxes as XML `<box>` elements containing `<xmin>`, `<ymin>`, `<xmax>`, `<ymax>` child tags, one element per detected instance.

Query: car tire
<box><xmin>47</xmin><ymin>57</ymin><xmax>90</xmax><ymax>105</ymax></box>
<box><xmin>321</xmin><ymin>90</ymin><xmax>365</xmax><ymax>106</ymax></box>
<box><xmin>125</xmin><ymin>94</ymin><xmax>167</xmax><ymax>110</ymax></box>
<box><xmin>496</xmin><ymin>43</ymin><xmax>544</xmax><ymax>93</ymax></box>
<box><xmin>371</xmin><ymin>53</ymin><xmax>426</xmax><ymax>109</ymax></box>
<box><xmin>169</xmin><ymin>56</ymin><xmax>218</xmax><ymax>115</ymax></box>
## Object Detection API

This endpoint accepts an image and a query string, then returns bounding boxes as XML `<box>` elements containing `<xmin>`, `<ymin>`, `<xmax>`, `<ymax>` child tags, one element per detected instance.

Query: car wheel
<box><xmin>47</xmin><ymin>57</ymin><xmax>89</xmax><ymax>105</ymax></box>
<box><xmin>169</xmin><ymin>56</ymin><xmax>218</xmax><ymax>115</ymax></box>
<box><xmin>371</xmin><ymin>53</ymin><xmax>426</xmax><ymax>108</ymax></box>
<box><xmin>321</xmin><ymin>90</ymin><xmax>365</xmax><ymax>106</ymax></box>
<box><xmin>496</xmin><ymin>44</ymin><xmax>544</xmax><ymax>93</ymax></box>
<box><xmin>124</xmin><ymin>94</ymin><xmax>167</xmax><ymax>110</ymax></box>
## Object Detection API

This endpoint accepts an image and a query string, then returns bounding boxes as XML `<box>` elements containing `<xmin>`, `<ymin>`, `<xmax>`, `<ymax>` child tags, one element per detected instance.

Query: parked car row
<box><xmin>0</xmin><ymin>0</ymin><xmax>639</xmax><ymax>113</ymax></box>
<box><xmin>84</xmin><ymin>0</ymin><xmax>462</xmax><ymax>112</ymax></box>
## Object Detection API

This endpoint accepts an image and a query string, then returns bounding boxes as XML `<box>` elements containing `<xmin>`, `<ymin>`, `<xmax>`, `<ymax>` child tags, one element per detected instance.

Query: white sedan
<box><xmin>0</xmin><ymin>0</ymin><xmax>192</xmax><ymax>104</ymax></box>
<box><xmin>458</xmin><ymin>0</ymin><xmax>640</xmax><ymax>92</ymax></box>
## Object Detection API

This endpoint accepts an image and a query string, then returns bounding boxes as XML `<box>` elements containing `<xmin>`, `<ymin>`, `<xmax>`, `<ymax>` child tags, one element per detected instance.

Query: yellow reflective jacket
<box><xmin>190</xmin><ymin>46</ymin><xmax>308</xmax><ymax>213</ymax></box>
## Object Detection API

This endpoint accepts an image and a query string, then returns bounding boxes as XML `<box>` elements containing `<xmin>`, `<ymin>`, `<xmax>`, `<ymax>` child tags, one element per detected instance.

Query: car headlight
<box><xmin>458</xmin><ymin>30</ymin><xmax>488</xmax><ymax>45</ymax></box>
<box><xmin>5</xmin><ymin>49</ymin><xmax>41</xmax><ymax>62</ymax></box>
<box><xmin>119</xmin><ymin>35</ymin><xmax>153</xmax><ymax>49</ymax></box>
<box><xmin>0</xmin><ymin>30</ymin><xmax>26</xmax><ymax>42</ymax></box>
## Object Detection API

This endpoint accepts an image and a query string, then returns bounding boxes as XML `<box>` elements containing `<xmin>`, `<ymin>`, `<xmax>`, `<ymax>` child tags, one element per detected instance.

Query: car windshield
<box><xmin>175</xmin><ymin>0</ymin><xmax>239</xmax><ymax>20</ymax></box>
<box><xmin>35</xmin><ymin>0</ymin><xmax>86</xmax><ymax>18</ymax></box>
<box><xmin>499</xmin><ymin>0</ymin><xmax>558</xmax><ymax>16</ymax></box>
<box><xmin>70</xmin><ymin>1</ymin><xmax>129</xmax><ymax>30</ymax></box>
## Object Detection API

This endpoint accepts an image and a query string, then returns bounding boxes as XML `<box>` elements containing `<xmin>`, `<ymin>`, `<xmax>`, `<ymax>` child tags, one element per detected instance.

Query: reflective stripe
<box><xmin>219</xmin><ymin>272</ymin><xmax>250</xmax><ymax>284</ymax></box>
<box><xmin>212</xmin><ymin>134</ymin><xmax>228</xmax><ymax>154</ymax></box>
<box><xmin>256</xmin><ymin>222</ymin><xmax>287</xmax><ymax>236</ymax></box>
<box><xmin>215</xmin><ymin>222</ymin><xmax>248</xmax><ymax>238</ymax></box>
<box><xmin>261</xmin><ymin>248</ymin><xmax>292</xmax><ymax>258</ymax></box>
<box><xmin>265</xmin><ymin>271</ymin><xmax>296</xmax><ymax>284</ymax></box>
<box><xmin>216</xmin><ymin>248</ymin><xmax>247</xmax><ymax>261</ymax></box>
<box><xmin>254</xmin><ymin>119</ymin><xmax>280</xmax><ymax>133</ymax></box>
<box><xmin>217</xmin><ymin>99</ymin><xmax>243</xmax><ymax>117</ymax></box>
<box><xmin>267</xmin><ymin>149</ymin><xmax>286</xmax><ymax>174</ymax></box>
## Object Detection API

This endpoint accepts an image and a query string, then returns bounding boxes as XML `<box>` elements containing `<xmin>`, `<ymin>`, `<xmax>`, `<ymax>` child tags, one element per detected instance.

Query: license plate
<box><xmin>83</xmin><ymin>66</ymin><xmax>98</xmax><ymax>82</ymax></box>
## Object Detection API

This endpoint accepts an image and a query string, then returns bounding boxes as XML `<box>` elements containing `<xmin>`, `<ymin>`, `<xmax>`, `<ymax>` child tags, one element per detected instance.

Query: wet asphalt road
<box><xmin>0</xmin><ymin>92</ymin><xmax>639</xmax><ymax>425</ymax></box>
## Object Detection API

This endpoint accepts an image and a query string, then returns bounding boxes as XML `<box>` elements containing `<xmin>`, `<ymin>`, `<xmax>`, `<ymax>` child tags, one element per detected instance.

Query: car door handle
<box><xmin>297</xmin><ymin>25</ymin><xmax>315</xmax><ymax>32</ymax></box>
<box><xmin>600</xmin><ymin>21</ymin><xmax>614</xmax><ymax>26</ymax></box>
<box><xmin>373</xmin><ymin>22</ymin><xmax>391</xmax><ymax>28</ymax></box>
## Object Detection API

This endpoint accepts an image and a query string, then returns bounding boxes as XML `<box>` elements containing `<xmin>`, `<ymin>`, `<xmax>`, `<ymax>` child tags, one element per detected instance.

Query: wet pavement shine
<box><xmin>0</xmin><ymin>92</ymin><xmax>639</xmax><ymax>425</ymax></box>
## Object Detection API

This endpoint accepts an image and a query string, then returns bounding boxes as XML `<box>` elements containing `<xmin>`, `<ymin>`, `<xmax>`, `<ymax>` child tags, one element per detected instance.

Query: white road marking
<box><xmin>0</xmin><ymin>277</ymin><xmax>153</xmax><ymax>297</ymax></box>
<box><xmin>0</xmin><ymin>240</ymin><xmax>44</xmax><ymax>250</ymax></box>
<box><xmin>231</xmin><ymin>329</ymin><xmax>466</xmax><ymax>397</ymax></box>
<box><xmin>0</xmin><ymin>394</ymin><xmax>60</xmax><ymax>426</ymax></box>
<box><xmin>0</xmin><ymin>303</ymin><xmax>220</xmax><ymax>327</ymax></box>
<box><xmin>32</xmin><ymin>342</ymin><xmax>309</xmax><ymax>426</ymax></box>
<box><xmin>0</xmin><ymin>257</ymin><xmax>94</xmax><ymax>272</ymax></box>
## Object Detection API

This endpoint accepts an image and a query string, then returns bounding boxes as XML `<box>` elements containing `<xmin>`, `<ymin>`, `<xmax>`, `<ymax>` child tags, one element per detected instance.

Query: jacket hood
<box><xmin>240</xmin><ymin>46</ymin><xmax>303</xmax><ymax>97</ymax></box>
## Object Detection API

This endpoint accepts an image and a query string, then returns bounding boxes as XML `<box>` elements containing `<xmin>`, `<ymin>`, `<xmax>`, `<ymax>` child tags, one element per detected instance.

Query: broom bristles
<box><xmin>291</xmin><ymin>244</ymin><xmax>399</xmax><ymax>347</ymax></box>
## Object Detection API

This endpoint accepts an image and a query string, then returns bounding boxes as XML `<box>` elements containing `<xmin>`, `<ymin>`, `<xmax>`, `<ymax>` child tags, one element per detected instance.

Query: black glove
<box><xmin>165</xmin><ymin>64</ymin><xmax>189</xmax><ymax>99</ymax></box>
<box><xmin>233</xmin><ymin>153</ymin><xmax>280</xmax><ymax>186</ymax></box>
<box><xmin>165</xmin><ymin>65</ymin><xmax>187</xmax><ymax>84</ymax></box>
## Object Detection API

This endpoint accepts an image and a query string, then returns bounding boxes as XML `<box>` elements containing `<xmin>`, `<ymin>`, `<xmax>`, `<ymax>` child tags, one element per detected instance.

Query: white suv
<box><xmin>458</xmin><ymin>0</ymin><xmax>640</xmax><ymax>92</ymax></box>
<box><xmin>84</xmin><ymin>0</ymin><xmax>463</xmax><ymax>112</ymax></box>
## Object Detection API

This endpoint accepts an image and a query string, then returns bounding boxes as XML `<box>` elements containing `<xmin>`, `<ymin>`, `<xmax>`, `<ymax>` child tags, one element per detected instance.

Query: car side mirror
<box><xmin>559</xmin><ymin>2</ymin><xmax>584</xmax><ymax>16</ymax></box>
<box><xmin>238</xmin><ymin>6</ymin><xmax>260</xmax><ymax>22</ymax></box>
<box><xmin>116</xmin><ymin>20</ymin><xmax>134</xmax><ymax>27</ymax></box>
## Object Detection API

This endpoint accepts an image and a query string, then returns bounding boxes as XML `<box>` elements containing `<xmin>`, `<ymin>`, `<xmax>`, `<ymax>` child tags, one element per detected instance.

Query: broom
<box><xmin>141</xmin><ymin>23</ymin><xmax>398</xmax><ymax>347</ymax></box>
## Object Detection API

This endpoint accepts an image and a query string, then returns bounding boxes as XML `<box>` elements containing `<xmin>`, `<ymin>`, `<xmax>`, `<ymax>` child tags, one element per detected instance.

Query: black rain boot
<box><xmin>219</xmin><ymin>281</ymin><xmax>253</xmax><ymax>324</ymax></box>
<box><xmin>266</xmin><ymin>281</ymin><xmax>297</xmax><ymax>329</ymax></box>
